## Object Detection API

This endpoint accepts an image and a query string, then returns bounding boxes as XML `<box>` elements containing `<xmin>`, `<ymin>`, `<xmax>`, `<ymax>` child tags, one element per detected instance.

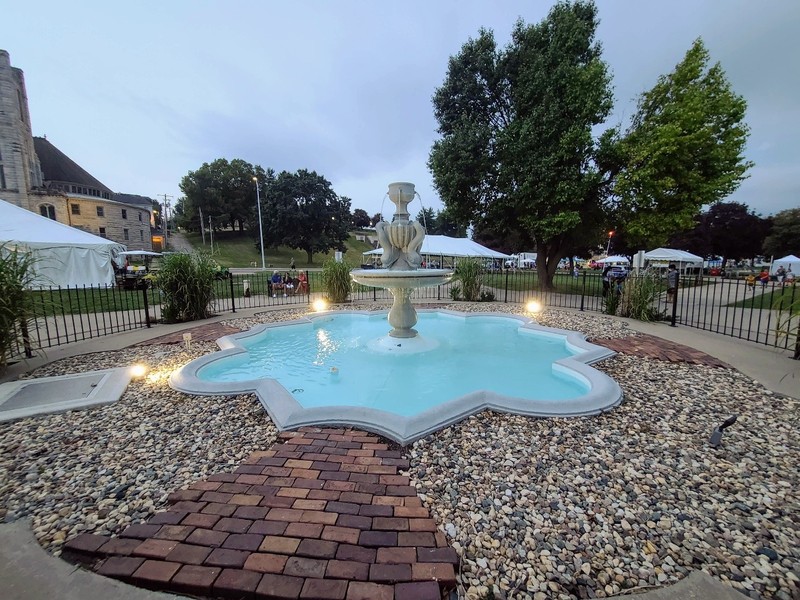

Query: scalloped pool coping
<box><xmin>169</xmin><ymin>310</ymin><xmax>623</xmax><ymax>445</ymax></box>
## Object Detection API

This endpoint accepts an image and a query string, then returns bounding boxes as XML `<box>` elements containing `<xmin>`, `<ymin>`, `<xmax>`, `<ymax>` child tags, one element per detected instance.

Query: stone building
<box><xmin>0</xmin><ymin>49</ymin><xmax>154</xmax><ymax>250</ymax></box>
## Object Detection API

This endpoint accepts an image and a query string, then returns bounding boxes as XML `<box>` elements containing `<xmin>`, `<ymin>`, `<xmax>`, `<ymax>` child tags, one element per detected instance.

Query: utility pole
<box><xmin>209</xmin><ymin>215</ymin><xmax>214</xmax><ymax>255</ymax></box>
<box><xmin>160</xmin><ymin>194</ymin><xmax>173</xmax><ymax>251</ymax></box>
<box><xmin>199</xmin><ymin>207</ymin><xmax>206</xmax><ymax>245</ymax></box>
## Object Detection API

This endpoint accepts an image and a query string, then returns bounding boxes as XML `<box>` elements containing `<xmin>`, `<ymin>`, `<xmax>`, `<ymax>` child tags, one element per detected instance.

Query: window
<box><xmin>99</xmin><ymin>227</ymin><xmax>107</xmax><ymax>238</ymax></box>
<box><xmin>123</xmin><ymin>229</ymin><xmax>129</xmax><ymax>241</ymax></box>
<box><xmin>140</xmin><ymin>230</ymin><xmax>144</xmax><ymax>241</ymax></box>
<box><xmin>71</xmin><ymin>203</ymin><xmax>80</xmax><ymax>215</ymax></box>
<box><xmin>96</xmin><ymin>206</ymin><xmax>104</xmax><ymax>217</ymax></box>
<box><xmin>122</xmin><ymin>209</ymin><xmax>128</xmax><ymax>219</ymax></box>
<box><xmin>138</xmin><ymin>212</ymin><xmax>143</xmax><ymax>222</ymax></box>
<box><xmin>0</xmin><ymin>165</ymin><xmax>5</xmax><ymax>189</ymax></box>
<box><xmin>39</xmin><ymin>204</ymin><xmax>56</xmax><ymax>220</ymax></box>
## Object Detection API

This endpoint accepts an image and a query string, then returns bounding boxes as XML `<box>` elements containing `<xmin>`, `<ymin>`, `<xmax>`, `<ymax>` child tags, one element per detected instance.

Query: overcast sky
<box><xmin>4</xmin><ymin>0</ymin><xmax>798</xmax><ymax>219</ymax></box>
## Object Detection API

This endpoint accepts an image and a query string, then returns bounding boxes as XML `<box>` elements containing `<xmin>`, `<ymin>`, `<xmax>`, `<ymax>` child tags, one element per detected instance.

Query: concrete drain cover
<box><xmin>0</xmin><ymin>368</ymin><xmax>135</xmax><ymax>422</ymax></box>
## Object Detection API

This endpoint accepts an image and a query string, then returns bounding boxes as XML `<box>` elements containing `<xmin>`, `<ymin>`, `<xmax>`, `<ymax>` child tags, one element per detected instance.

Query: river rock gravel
<box><xmin>0</xmin><ymin>306</ymin><xmax>797</xmax><ymax>600</ymax></box>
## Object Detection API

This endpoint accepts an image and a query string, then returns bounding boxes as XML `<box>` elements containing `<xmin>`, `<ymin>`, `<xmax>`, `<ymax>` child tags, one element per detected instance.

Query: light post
<box><xmin>605</xmin><ymin>230</ymin><xmax>614</xmax><ymax>256</ymax></box>
<box><xmin>253</xmin><ymin>176</ymin><xmax>266</xmax><ymax>270</ymax></box>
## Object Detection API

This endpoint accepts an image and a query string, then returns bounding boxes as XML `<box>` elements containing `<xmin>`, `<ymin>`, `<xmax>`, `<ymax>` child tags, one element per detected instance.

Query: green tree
<box><xmin>179</xmin><ymin>159</ymin><xmax>266</xmax><ymax>234</ymax></box>
<box><xmin>352</xmin><ymin>208</ymin><xmax>371</xmax><ymax>228</ymax></box>
<box><xmin>614</xmin><ymin>39</ymin><xmax>753</xmax><ymax>248</ymax></box>
<box><xmin>429</xmin><ymin>1</ymin><xmax>613</xmax><ymax>288</ymax></box>
<box><xmin>763</xmin><ymin>207</ymin><xmax>800</xmax><ymax>258</ymax></box>
<box><xmin>370</xmin><ymin>213</ymin><xmax>383</xmax><ymax>227</ymax></box>
<box><xmin>265</xmin><ymin>170</ymin><xmax>352</xmax><ymax>264</ymax></box>
<box><xmin>416</xmin><ymin>207</ymin><xmax>437</xmax><ymax>233</ymax></box>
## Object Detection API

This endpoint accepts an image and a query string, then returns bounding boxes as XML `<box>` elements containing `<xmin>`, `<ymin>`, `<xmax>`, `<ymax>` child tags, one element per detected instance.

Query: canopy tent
<box><xmin>120</xmin><ymin>250</ymin><xmax>162</xmax><ymax>257</ymax></box>
<box><xmin>0</xmin><ymin>199</ymin><xmax>125</xmax><ymax>287</ymax></box>
<box><xmin>770</xmin><ymin>254</ymin><xmax>800</xmax><ymax>275</ymax></box>
<box><xmin>363</xmin><ymin>235</ymin><xmax>510</xmax><ymax>260</ymax></box>
<box><xmin>596</xmin><ymin>255</ymin><xmax>630</xmax><ymax>264</ymax></box>
<box><xmin>643</xmin><ymin>248</ymin><xmax>703</xmax><ymax>271</ymax></box>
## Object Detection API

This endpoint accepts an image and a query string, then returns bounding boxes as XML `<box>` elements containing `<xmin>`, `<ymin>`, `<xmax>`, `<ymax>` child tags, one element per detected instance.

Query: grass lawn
<box><xmin>484</xmin><ymin>270</ymin><xmax>606</xmax><ymax>296</ymax></box>
<box><xmin>183</xmin><ymin>230</ymin><xmax>373</xmax><ymax>269</ymax></box>
<box><xmin>726</xmin><ymin>285</ymin><xmax>800</xmax><ymax>313</ymax></box>
<box><xmin>27</xmin><ymin>285</ymin><xmax>158</xmax><ymax>315</ymax></box>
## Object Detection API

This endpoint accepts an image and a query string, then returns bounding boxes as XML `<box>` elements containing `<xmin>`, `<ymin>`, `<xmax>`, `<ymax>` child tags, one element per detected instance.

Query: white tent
<box><xmin>0</xmin><ymin>199</ymin><xmax>126</xmax><ymax>287</ymax></box>
<box><xmin>596</xmin><ymin>255</ymin><xmax>630</xmax><ymax>264</ymax></box>
<box><xmin>643</xmin><ymin>248</ymin><xmax>703</xmax><ymax>271</ymax></box>
<box><xmin>363</xmin><ymin>235</ymin><xmax>510</xmax><ymax>260</ymax></box>
<box><xmin>770</xmin><ymin>254</ymin><xmax>800</xmax><ymax>275</ymax></box>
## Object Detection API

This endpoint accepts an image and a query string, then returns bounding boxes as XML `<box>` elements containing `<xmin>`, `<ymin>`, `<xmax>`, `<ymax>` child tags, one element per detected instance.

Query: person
<box><xmin>290</xmin><ymin>256</ymin><xmax>295</xmax><ymax>270</ymax></box>
<box><xmin>759</xmin><ymin>269</ymin><xmax>770</xmax><ymax>287</ymax></box>
<box><xmin>776</xmin><ymin>265</ymin><xmax>786</xmax><ymax>284</ymax></box>
<box><xmin>296</xmin><ymin>270</ymin><xmax>309</xmax><ymax>295</ymax></box>
<box><xmin>270</xmin><ymin>270</ymin><xmax>284</xmax><ymax>298</ymax></box>
<box><xmin>573</xmin><ymin>265</ymin><xmax>579</xmax><ymax>279</ymax></box>
<box><xmin>602</xmin><ymin>266</ymin><xmax>612</xmax><ymax>297</ymax></box>
<box><xmin>785</xmin><ymin>267</ymin><xmax>795</xmax><ymax>285</ymax></box>
<box><xmin>282</xmin><ymin>272</ymin><xmax>294</xmax><ymax>296</ymax></box>
<box><xmin>666</xmin><ymin>264</ymin><xmax>679</xmax><ymax>304</ymax></box>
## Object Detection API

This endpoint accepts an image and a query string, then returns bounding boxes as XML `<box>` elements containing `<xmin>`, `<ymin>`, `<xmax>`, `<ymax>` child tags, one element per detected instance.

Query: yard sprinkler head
<box><xmin>709</xmin><ymin>415</ymin><xmax>738</xmax><ymax>448</ymax></box>
<box><xmin>183</xmin><ymin>332</ymin><xmax>192</xmax><ymax>349</ymax></box>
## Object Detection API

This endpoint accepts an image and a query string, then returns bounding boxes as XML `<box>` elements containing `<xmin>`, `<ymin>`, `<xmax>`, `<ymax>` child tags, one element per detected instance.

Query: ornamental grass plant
<box><xmin>0</xmin><ymin>244</ymin><xmax>36</xmax><ymax>372</ymax></box>
<box><xmin>453</xmin><ymin>258</ymin><xmax>484</xmax><ymax>301</ymax></box>
<box><xmin>155</xmin><ymin>252</ymin><xmax>218</xmax><ymax>323</ymax></box>
<box><xmin>618</xmin><ymin>271</ymin><xmax>665</xmax><ymax>321</ymax></box>
<box><xmin>321</xmin><ymin>258</ymin><xmax>352</xmax><ymax>304</ymax></box>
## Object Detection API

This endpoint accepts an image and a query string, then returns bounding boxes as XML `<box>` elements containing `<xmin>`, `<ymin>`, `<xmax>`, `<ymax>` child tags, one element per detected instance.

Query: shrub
<box><xmin>618</xmin><ymin>272</ymin><xmax>664</xmax><ymax>321</ymax></box>
<box><xmin>479</xmin><ymin>290</ymin><xmax>495</xmax><ymax>302</ymax></box>
<box><xmin>0</xmin><ymin>244</ymin><xmax>36</xmax><ymax>372</ymax></box>
<box><xmin>321</xmin><ymin>259</ymin><xmax>352</xmax><ymax>304</ymax></box>
<box><xmin>453</xmin><ymin>258</ymin><xmax>484</xmax><ymax>301</ymax></box>
<box><xmin>155</xmin><ymin>252</ymin><xmax>217</xmax><ymax>323</ymax></box>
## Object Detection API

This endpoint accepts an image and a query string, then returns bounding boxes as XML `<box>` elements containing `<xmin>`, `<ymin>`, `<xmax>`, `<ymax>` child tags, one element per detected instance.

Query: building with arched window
<box><xmin>0</xmin><ymin>49</ymin><xmax>155</xmax><ymax>250</ymax></box>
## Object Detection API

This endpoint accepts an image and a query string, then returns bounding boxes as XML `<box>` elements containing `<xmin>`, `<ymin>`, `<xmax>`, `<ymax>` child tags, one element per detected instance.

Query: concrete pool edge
<box><xmin>169</xmin><ymin>309</ymin><xmax>623</xmax><ymax>445</ymax></box>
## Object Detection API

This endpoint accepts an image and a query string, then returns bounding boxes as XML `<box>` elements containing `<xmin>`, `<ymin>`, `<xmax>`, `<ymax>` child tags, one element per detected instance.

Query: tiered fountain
<box><xmin>350</xmin><ymin>182</ymin><xmax>453</xmax><ymax>341</ymax></box>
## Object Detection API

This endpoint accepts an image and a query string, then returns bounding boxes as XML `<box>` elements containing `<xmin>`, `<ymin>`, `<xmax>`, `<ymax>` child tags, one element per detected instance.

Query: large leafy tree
<box><xmin>762</xmin><ymin>208</ymin><xmax>800</xmax><ymax>258</ymax></box>
<box><xmin>614</xmin><ymin>39</ymin><xmax>752</xmax><ymax>248</ymax></box>
<box><xmin>668</xmin><ymin>202</ymin><xmax>769</xmax><ymax>265</ymax></box>
<box><xmin>179</xmin><ymin>159</ymin><xmax>265</xmax><ymax>233</ymax></box>
<box><xmin>352</xmin><ymin>208</ymin><xmax>371</xmax><ymax>228</ymax></box>
<box><xmin>429</xmin><ymin>1</ymin><xmax>613</xmax><ymax>288</ymax></box>
<box><xmin>264</xmin><ymin>169</ymin><xmax>351</xmax><ymax>264</ymax></box>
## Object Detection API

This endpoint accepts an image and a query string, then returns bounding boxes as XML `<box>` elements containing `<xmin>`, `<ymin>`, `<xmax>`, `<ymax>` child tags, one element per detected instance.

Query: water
<box><xmin>197</xmin><ymin>312</ymin><xmax>589</xmax><ymax>417</ymax></box>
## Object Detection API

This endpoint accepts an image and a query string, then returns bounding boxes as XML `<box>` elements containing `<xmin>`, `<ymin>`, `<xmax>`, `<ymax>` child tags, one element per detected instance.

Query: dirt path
<box><xmin>165</xmin><ymin>230</ymin><xmax>194</xmax><ymax>253</ymax></box>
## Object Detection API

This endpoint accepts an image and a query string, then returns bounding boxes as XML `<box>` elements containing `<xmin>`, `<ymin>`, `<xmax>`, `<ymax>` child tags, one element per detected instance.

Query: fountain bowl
<box><xmin>351</xmin><ymin>268</ymin><xmax>453</xmax><ymax>289</ymax></box>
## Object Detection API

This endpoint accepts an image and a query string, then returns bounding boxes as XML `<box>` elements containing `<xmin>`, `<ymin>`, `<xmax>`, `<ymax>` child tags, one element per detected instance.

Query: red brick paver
<box><xmin>63</xmin><ymin>428</ymin><xmax>457</xmax><ymax>599</ymax></box>
<box><xmin>593</xmin><ymin>333</ymin><xmax>731</xmax><ymax>368</ymax></box>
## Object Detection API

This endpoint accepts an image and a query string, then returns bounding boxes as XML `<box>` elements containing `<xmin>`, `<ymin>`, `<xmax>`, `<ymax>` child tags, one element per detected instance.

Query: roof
<box><xmin>363</xmin><ymin>235</ymin><xmax>510</xmax><ymax>259</ymax></box>
<box><xmin>32</xmin><ymin>137</ymin><xmax>113</xmax><ymax>193</ymax></box>
<box><xmin>113</xmin><ymin>193</ymin><xmax>155</xmax><ymax>208</ymax></box>
<box><xmin>0</xmin><ymin>198</ymin><xmax>124</xmax><ymax>249</ymax></box>
<box><xmin>644</xmin><ymin>248</ymin><xmax>703</xmax><ymax>263</ymax></box>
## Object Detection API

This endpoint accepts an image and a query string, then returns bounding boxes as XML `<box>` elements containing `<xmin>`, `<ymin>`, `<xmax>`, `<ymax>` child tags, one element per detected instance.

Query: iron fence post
<box><xmin>142</xmin><ymin>282</ymin><xmax>151</xmax><ymax>327</ymax></box>
<box><xmin>229</xmin><ymin>272</ymin><xmax>236</xmax><ymax>313</ymax></box>
<box><xmin>670</xmin><ymin>278</ymin><xmax>678</xmax><ymax>327</ymax></box>
<box><xmin>580</xmin><ymin>270</ymin><xmax>586</xmax><ymax>311</ymax></box>
<box><xmin>504</xmin><ymin>268</ymin><xmax>509</xmax><ymax>303</ymax></box>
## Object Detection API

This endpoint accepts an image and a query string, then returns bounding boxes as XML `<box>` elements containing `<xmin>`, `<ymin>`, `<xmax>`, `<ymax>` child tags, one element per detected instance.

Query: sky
<box><xmin>4</xmin><ymin>0</ymin><xmax>799</xmax><ymax>219</ymax></box>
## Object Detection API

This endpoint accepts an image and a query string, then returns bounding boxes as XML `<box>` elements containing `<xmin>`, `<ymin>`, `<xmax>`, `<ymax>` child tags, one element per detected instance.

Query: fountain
<box><xmin>350</xmin><ymin>182</ymin><xmax>453</xmax><ymax>340</ymax></box>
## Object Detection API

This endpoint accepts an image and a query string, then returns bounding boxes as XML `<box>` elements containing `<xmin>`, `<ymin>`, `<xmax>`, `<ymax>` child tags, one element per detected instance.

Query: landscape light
<box><xmin>313</xmin><ymin>299</ymin><xmax>328</xmax><ymax>312</ymax></box>
<box><xmin>526</xmin><ymin>300</ymin><xmax>543</xmax><ymax>313</ymax></box>
<box><xmin>130</xmin><ymin>364</ymin><xmax>149</xmax><ymax>378</ymax></box>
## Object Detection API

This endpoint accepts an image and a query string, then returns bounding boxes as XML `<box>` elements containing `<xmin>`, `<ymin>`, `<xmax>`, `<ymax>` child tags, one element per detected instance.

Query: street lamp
<box><xmin>253</xmin><ymin>176</ymin><xmax>266</xmax><ymax>270</ymax></box>
<box><xmin>606</xmin><ymin>230</ymin><xmax>614</xmax><ymax>256</ymax></box>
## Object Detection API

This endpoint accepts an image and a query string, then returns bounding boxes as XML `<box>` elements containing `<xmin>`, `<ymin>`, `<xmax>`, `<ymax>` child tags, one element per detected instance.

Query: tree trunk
<box><xmin>306</xmin><ymin>249</ymin><xmax>314</xmax><ymax>265</ymax></box>
<box><xmin>536</xmin><ymin>242</ymin><xmax>563</xmax><ymax>291</ymax></box>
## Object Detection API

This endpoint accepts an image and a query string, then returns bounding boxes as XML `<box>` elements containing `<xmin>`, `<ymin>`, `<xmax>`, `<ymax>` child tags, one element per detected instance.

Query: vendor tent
<box><xmin>643</xmin><ymin>248</ymin><xmax>703</xmax><ymax>271</ymax></box>
<box><xmin>0</xmin><ymin>199</ymin><xmax>125</xmax><ymax>287</ymax></box>
<box><xmin>770</xmin><ymin>254</ymin><xmax>800</xmax><ymax>275</ymax></box>
<box><xmin>363</xmin><ymin>235</ymin><xmax>510</xmax><ymax>260</ymax></box>
<box><xmin>596</xmin><ymin>255</ymin><xmax>630</xmax><ymax>264</ymax></box>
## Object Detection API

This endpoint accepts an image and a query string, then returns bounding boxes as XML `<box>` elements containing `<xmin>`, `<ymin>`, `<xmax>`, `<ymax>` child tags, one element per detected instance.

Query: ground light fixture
<box><xmin>710</xmin><ymin>415</ymin><xmax>738</xmax><ymax>447</ymax></box>
<box><xmin>312</xmin><ymin>299</ymin><xmax>329</xmax><ymax>312</ymax></box>
<box><xmin>526</xmin><ymin>299</ymin><xmax>543</xmax><ymax>314</ymax></box>
<box><xmin>130</xmin><ymin>364</ymin><xmax>149</xmax><ymax>379</ymax></box>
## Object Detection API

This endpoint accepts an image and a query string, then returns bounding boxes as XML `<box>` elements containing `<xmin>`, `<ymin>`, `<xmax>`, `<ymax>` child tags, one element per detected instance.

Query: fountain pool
<box><xmin>169</xmin><ymin>309</ymin><xmax>622</xmax><ymax>444</ymax></box>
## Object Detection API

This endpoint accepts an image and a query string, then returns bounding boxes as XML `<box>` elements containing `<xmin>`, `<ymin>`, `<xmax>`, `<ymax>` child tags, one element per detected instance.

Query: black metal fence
<box><xmin>9</xmin><ymin>269</ymin><xmax>799</xmax><ymax>364</ymax></box>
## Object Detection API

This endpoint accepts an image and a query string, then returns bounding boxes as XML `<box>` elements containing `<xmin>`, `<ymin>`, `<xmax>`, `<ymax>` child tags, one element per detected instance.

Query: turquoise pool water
<box><xmin>197</xmin><ymin>313</ymin><xmax>589</xmax><ymax>417</ymax></box>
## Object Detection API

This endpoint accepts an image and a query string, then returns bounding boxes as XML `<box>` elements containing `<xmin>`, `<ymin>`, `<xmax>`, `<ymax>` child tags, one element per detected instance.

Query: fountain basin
<box><xmin>169</xmin><ymin>310</ymin><xmax>623</xmax><ymax>445</ymax></box>
<box><xmin>351</xmin><ymin>268</ymin><xmax>453</xmax><ymax>289</ymax></box>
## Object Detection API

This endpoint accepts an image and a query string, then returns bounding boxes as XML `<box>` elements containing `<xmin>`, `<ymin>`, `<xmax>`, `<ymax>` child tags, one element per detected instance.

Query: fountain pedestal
<box><xmin>350</xmin><ymin>182</ymin><xmax>453</xmax><ymax>339</ymax></box>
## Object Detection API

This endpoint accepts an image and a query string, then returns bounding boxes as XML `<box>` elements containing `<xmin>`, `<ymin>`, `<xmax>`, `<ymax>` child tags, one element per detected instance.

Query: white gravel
<box><xmin>0</xmin><ymin>305</ymin><xmax>796</xmax><ymax>600</ymax></box>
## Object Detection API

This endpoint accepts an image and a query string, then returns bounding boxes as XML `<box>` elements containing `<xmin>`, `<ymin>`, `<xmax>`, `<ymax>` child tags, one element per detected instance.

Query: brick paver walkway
<box><xmin>63</xmin><ymin>428</ymin><xmax>457</xmax><ymax>600</ymax></box>
<box><xmin>593</xmin><ymin>333</ymin><xmax>731</xmax><ymax>368</ymax></box>
<box><xmin>136</xmin><ymin>322</ymin><xmax>241</xmax><ymax>346</ymax></box>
